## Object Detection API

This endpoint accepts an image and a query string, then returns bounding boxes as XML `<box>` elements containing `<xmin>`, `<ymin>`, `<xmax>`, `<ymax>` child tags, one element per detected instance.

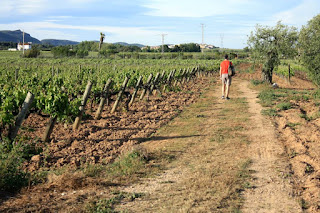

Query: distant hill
<box><xmin>41</xmin><ymin>39</ymin><xmax>79</xmax><ymax>46</ymax></box>
<box><xmin>0</xmin><ymin>30</ymin><xmax>41</xmax><ymax>43</ymax></box>
<box><xmin>114</xmin><ymin>42</ymin><xmax>145</xmax><ymax>48</ymax></box>
<box><xmin>0</xmin><ymin>30</ymin><xmax>146</xmax><ymax>48</ymax></box>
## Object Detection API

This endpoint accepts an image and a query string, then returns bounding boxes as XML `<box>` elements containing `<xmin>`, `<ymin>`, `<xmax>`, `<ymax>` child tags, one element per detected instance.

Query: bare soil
<box><xmin>238</xmin><ymin>66</ymin><xmax>320</xmax><ymax>212</ymax></box>
<box><xmin>1</xmin><ymin>64</ymin><xmax>319</xmax><ymax>212</ymax></box>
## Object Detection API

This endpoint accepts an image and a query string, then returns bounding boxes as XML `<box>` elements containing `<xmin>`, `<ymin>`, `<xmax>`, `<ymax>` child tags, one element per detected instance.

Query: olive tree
<box><xmin>248</xmin><ymin>21</ymin><xmax>298</xmax><ymax>83</ymax></box>
<box><xmin>299</xmin><ymin>14</ymin><xmax>320</xmax><ymax>86</ymax></box>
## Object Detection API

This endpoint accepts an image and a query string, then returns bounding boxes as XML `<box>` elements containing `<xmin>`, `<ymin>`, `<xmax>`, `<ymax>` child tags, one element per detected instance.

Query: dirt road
<box><xmin>114</xmin><ymin>78</ymin><xmax>302</xmax><ymax>212</ymax></box>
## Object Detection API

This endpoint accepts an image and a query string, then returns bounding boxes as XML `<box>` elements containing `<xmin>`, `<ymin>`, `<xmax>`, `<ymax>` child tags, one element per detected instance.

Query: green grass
<box><xmin>86</xmin><ymin>191</ymin><xmax>144</xmax><ymax>213</ymax></box>
<box><xmin>261</xmin><ymin>108</ymin><xmax>279</xmax><ymax>117</ymax></box>
<box><xmin>277</xmin><ymin>102</ymin><xmax>292</xmax><ymax>111</ymax></box>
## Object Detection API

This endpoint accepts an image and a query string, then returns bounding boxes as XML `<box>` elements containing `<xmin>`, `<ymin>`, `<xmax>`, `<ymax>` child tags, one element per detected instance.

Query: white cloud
<box><xmin>0</xmin><ymin>0</ymin><xmax>49</xmax><ymax>17</ymax></box>
<box><xmin>271</xmin><ymin>0</ymin><xmax>320</xmax><ymax>27</ymax></box>
<box><xmin>0</xmin><ymin>21</ymin><xmax>165</xmax><ymax>44</ymax></box>
<box><xmin>143</xmin><ymin>0</ymin><xmax>255</xmax><ymax>17</ymax></box>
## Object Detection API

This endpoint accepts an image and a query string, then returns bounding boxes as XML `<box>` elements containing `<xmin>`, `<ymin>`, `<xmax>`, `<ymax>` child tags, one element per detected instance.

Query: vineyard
<box><xmin>1</xmin><ymin>51</ymin><xmax>320</xmax><ymax>212</ymax></box>
<box><xmin>0</xmin><ymin>55</ymin><xmax>240</xmax><ymax>191</ymax></box>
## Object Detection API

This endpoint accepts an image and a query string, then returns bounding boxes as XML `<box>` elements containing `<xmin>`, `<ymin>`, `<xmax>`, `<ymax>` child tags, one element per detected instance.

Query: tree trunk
<box><xmin>261</xmin><ymin>67</ymin><xmax>273</xmax><ymax>84</ymax></box>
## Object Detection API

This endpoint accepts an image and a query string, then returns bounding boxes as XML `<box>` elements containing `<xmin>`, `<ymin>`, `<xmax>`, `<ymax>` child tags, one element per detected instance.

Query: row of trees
<box><xmin>247</xmin><ymin>14</ymin><xmax>320</xmax><ymax>85</ymax></box>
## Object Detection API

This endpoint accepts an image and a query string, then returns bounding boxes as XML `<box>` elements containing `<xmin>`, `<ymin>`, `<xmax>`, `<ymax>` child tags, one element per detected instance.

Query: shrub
<box><xmin>23</xmin><ymin>46</ymin><xmax>40</xmax><ymax>58</ymax></box>
<box><xmin>0</xmin><ymin>139</ymin><xmax>29</xmax><ymax>192</ymax></box>
<box><xmin>51</xmin><ymin>46</ymin><xmax>76</xmax><ymax>57</ymax></box>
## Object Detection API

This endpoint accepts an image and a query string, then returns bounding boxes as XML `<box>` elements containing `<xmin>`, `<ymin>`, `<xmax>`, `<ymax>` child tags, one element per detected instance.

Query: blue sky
<box><xmin>0</xmin><ymin>0</ymin><xmax>319</xmax><ymax>48</ymax></box>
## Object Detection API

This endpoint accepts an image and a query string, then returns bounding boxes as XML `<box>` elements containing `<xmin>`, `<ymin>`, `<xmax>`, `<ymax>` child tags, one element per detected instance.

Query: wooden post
<box><xmin>173</xmin><ymin>69</ymin><xmax>181</xmax><ymax>87</ymax></box>
<box><xmin>288</xmin><ymin>64</ymin><xmax>291</xmax><ymax>83</ymax></box>
<box><xmin>15</xmin><ymin>69</ymin><xmax>19</xmax><ymax>81</ymax></box>
<box><xmin>73</xmin><ymin>81</ymin><xmax>92</xmax><ymax>130</ymax></box>
<box><xmin>149</xmin><ymin>72</ymin><xmax>160</xmax><ymax>97</ymax></box>
<box><xmin>182</xmin><ymin>68</ymin><xmax>188</xmax><ymax>84</ymax></box>
<box><xmin>163</xmin><ymin>70</ymin><xmax>172</xmax><ymax>92</ymax></box>
<box><xmin>129</xmin><ymin>75</ymin><xmax>143</xmax><ymax>107</ymax></box>
<box><xmin>140</xmin><ymin>74</ymin><xmax>153</xmax><ymax>100</ymax></box>
<box><xmin>52</xmin><ymin>65</ymin><xmax>54</xmax><ymax>76</ymax></box>
<box><xmin>9</xmin><ymin>92</ymin><xmax>34</xmax><ymax>140</ymax></box>
<box><xmin>95</xmin><ymin>78</ymin><xmax>112</xmax><ymax>119</ymax></box>
<box><xmin>111</xmin><ymin>76</ymin><xmax>130</xmax><ymax>113</ymax></box>
<box><xmin>179</xmin><ymin>69</ymin><xmax>186</xmax><ymax>85</ymax></box>
<box><xmin>42</xmin><ymin>116</ymin><xmax>57</xmax><ymax>142</ymax></box>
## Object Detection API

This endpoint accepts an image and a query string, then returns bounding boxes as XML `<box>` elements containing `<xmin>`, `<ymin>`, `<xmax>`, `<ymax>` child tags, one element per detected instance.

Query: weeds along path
<box><xmin>238</xmin><ymin>80</ymin><xmax>302</xmax><ymax>213</ymax></box>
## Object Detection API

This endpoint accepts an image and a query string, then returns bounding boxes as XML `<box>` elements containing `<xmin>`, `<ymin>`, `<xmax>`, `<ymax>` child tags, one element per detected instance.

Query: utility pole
<box><xmin>220</xmin><ymin>33</ymin><xmax>224</xmax><ymax>52</ymax></box>
<box><xmin>22</xmin><ymin>30</ymin><xmax>25</xmax><ymax>55</ymax></box>
<box><xmin>201</xmin><ymin>23</ymin><xmax>205</xmax><ymax>53</ymax></box>
<box><xmin>161</xmin><ymin>34</ymin><xmax>167</xmax><ymax>54</ymax></box>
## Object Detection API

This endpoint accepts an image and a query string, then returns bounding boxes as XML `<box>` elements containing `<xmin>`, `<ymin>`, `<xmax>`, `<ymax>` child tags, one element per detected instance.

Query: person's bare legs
<box><xmin>221</xmin><ymin>82</ymin><xmax>225</xmax><ymax>97</ymax></box>
<box><xmin>226</xmin><ymin>84</ymin><xmax>230</xmax><ymax>98</ymax></box>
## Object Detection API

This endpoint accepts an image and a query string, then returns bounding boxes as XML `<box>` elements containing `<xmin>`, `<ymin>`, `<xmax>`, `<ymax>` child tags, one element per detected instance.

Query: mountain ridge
<box><xmin>0</xmin><ymin>30</ymin><xmax>145</xmax><ymax>47</ymax></box>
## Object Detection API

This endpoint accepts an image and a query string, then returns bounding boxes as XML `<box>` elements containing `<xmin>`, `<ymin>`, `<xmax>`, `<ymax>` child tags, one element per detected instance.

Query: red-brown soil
<box><xmin>0</xmin><ymin>77</ymin><xmax>209</xmax><ymax>212</ymax></box>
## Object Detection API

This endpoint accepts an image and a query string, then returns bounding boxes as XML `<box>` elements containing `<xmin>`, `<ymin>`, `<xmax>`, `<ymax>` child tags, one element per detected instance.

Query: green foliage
<box><xmin>257</xmin><ymin>89</ymin><xmax>278</xmax><ymax>107</ymax></box>
<box><xmin>251</xmin><ymin>79</ymin><xmax>265</xmax><ymax>85</ymax></box>
<box><xmin>23</xmin><ymin>46</ymin><xmax>40</xmax><ymax>58</ymax></box>
<box><xmin>86</xmin><ymin>192</ymin><xmax>144</xmax><ymax>213</ymax></box>
<box><xmin>299</xmin><ymin>14</ymin><xmax>320</xmax><ymax>86</ymax></box>
<box><xmin>248</xmin><ymin>21</ymin><xmax>298</xmax><ymax>83</ymax></box>
<box><xmin>276</xmin><ymin>102</ymin><xmax>292</xmax><ymax>110</ymax></box>
<box><xmin>107</xmin><ymin>150</ymin><xmax>147</xmax><ymax>177</ymax></box>
<box><xmin>0</xmin><ymin>138</ymin><xmax>42</xmax><ymax>192</ymax></box>
<box><xmin>261</xmin><ymin>108</ymin><xmax>279</xmax><ymax>117</ymax></box>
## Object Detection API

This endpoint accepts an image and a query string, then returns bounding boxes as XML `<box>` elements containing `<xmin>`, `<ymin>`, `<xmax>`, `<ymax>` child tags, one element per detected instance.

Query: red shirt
<box><xmin>220</xmin><ymin>60</ymin><xmax>232</xmax><ymax>74</ymax></box>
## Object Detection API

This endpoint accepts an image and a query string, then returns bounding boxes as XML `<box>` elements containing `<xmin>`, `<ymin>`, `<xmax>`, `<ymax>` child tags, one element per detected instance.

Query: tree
<box><xmin>99</xmin><ymin>32</ymin><xmax>105</xmax><ymax>51</ymax></box>
<box><xmin>299</xmin><ymin>14</ymin><xmax>320</xmax><ymax>86</ymax></box>
<box><xmin>247</xmin><ymin>21</ymin><xmax>298</xmax><ymax>83</ymax></box>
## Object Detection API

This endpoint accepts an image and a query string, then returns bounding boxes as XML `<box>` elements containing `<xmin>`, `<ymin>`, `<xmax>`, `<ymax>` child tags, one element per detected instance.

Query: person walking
<box><xmin>220</xmin><ymin>54</ymin><xmax>233</xmax><ymax>100</ymax></box>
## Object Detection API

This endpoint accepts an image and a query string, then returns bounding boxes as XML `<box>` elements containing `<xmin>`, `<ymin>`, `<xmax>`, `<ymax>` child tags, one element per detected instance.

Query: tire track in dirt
<box><xmin>238</xmin><ymin>80</ymin><xmax>302</xmax><ymax>213</ymax></box>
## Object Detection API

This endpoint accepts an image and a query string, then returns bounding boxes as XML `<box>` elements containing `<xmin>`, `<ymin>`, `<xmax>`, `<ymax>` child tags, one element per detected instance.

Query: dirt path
<box><xmin>238</xmin><ymin>80</ymin><xmax>302</xmax><ymax>213</ymax></box>
<box><xmin>113</xmin><ymin>78</ymin><xmax>302</xmax><ymax>212</ymax></box>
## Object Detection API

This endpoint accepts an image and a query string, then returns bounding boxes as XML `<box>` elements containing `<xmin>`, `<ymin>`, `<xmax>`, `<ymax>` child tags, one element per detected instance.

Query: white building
<box><xmin>17</xmin><ymin>42</ymin><xmax>32</xmax><ymax>51</ymax></box>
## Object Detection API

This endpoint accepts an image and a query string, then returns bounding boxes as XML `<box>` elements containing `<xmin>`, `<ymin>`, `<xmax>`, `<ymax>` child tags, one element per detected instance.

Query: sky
<box><xmin>0</xmin><ymin>0</ymin><xmax>319</xmax><ymax>49</ymax></box>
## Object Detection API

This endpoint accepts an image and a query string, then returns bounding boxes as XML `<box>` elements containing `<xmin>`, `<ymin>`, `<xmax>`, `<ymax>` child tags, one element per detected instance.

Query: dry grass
<box><xmin>114</xmin><ymin>81</ymin><xmax>253</xmax><ymax>212</ymax></box>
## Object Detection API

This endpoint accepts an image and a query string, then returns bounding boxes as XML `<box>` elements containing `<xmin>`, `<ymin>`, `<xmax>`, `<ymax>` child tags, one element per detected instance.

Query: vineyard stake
<box><xmin>288</xmin><ymin>64</ymin><xmax>291</xmax><ymax>84</ymax></box>
<box><xmin>95</xmin><ymin>78</ymin><xmax>112</xmax><ymax>119</ymax></box>
<box><xmin>111</xmin><ymin>76</ymin><xmax>129</xmax><ymax>113</ymax></box>
<box><xmin>9</xmin><ymin>92</ymin><xmax>34</xmax><ymax>140</ymax></box>
<box><xmin>73</xmin><ymin>81</ymin><xmax>93</xmax><ymax>130</ymax></box>
<box><xmin>42</xmin><ymin>115</ymin><xmax>57</xmax><ymax>142</ymax></box>
<box><xmin>149</xmin><ymin>72</ymin><xmax>160</xmax><ymax>98</ymax></box>
<box><xmin>15</xmin><ymin>69</ymin><xmax>19</xmax><ymax>81</ymax></box>
<box><xmin>129</xmin><ymin>75</ymin><xmax>143</xmax><ymax>107</ymax></box>
<box><xmin>140</xmin><ymin>73</ymin><xmax>153</xmax><ymax>100</ymax></box>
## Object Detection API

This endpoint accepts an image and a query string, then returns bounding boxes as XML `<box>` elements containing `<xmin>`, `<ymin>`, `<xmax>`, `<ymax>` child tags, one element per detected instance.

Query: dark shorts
<box><xmin>221</xmin><ymin>74</ymin><xmax>231</xmax><ymax>86</ymax></box>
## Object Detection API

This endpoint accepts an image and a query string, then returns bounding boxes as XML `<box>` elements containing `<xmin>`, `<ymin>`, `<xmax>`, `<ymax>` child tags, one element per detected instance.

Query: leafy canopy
<box><xmin>299</xmin><ymin>14</ymin><xmax>320</xmax><ymax>86</ymax></box>
<box><xmin>247</xmin><ymin>21</ymin><xmax>298</xmax><ymax>83</ymax></box>
<box><xmin>248</xmin><ymin>21</ymin><xmax>298</xmax><ymax>64</ymax></box>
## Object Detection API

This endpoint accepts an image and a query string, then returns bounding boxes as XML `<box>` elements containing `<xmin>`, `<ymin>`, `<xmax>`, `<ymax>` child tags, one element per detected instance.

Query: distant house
<box><xmin>17</xmin><ymin>42</ymin><xmax>32</xmax><ymax>51</ymax></box>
